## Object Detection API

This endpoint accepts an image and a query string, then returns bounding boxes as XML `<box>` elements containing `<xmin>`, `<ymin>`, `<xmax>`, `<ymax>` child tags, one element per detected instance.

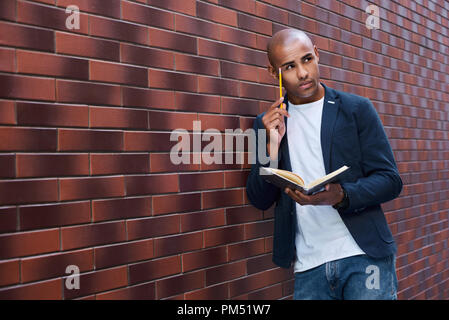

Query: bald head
<box><xmin>267</xmin><ymin>29</ymin><xmax>314</xmax><ymax>67</ymax></box>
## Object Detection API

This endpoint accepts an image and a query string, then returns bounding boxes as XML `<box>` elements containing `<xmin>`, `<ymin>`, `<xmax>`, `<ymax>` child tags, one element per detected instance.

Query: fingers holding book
<box><xmin>284</xmin><ymin>183</ymin><xmax>344</xmax><ymax>207</ymax></box>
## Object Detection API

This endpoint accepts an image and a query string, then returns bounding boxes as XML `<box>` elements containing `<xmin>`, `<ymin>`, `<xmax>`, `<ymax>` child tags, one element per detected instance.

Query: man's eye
<box><xmin>304</xmin><ymin>57</ymin><xmax>312</xmax><ymax>62</ymax></box>
<box><xmin>286</xmin><ymin>65</ymin><xmax>294</xmax><ymax>70</ymax></box>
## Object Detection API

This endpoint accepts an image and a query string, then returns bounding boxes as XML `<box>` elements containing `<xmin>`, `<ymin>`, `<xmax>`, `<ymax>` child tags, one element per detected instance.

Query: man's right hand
<box><xmin>261</xmin><ymin>97</ymin><xmax>290</xmax><ymax>159</ymax></box>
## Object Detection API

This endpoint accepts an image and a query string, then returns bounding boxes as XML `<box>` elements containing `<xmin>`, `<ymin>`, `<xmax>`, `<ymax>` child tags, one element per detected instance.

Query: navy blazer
<box><xmin>246</xmin><ymin>83</ymin><xmax>403</xmax><ymax>268</ymax></box>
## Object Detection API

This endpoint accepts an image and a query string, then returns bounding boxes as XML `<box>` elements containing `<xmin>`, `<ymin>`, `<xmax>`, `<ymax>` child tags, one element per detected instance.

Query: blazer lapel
<box><xmin>320</xmin><ymin>83</ymin><xmax>340</xmax><ymax>174</ymax></box>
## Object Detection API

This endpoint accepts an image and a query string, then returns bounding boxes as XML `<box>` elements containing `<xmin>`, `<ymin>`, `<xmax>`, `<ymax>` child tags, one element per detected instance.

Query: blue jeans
<box><xmin>293</xmin><ymin>254</ymin><xmax>398</xmax><ymax>300</ymax></box>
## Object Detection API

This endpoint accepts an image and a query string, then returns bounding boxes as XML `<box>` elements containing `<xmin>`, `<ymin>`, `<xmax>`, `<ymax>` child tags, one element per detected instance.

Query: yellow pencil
<box><xmin>279</xmin><ymin>67</ymin><xmax>284</xmax><ymax>109</ymax></box>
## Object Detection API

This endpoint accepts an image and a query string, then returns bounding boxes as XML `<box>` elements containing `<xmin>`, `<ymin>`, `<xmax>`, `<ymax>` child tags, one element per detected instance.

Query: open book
<box><xmin>259</xmin><ymin>165</ymin><xmax>350</xmax><ymax>195</ymax></box>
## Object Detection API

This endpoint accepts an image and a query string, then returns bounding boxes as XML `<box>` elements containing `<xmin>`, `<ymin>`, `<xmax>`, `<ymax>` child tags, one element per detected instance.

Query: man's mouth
<box><xmin>299</xmin><ymin>81</ymin><xmax>313</xmax><ymax>89</ymax></box>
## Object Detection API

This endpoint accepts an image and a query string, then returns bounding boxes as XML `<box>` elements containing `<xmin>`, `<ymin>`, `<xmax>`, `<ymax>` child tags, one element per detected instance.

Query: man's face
<box><xmin>270</xmin><ymin>39</ymin><xmax>322</xmax><ymax>104</ymax></box>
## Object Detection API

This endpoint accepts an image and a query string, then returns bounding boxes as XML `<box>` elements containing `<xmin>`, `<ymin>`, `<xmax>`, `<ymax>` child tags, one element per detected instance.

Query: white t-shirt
<box><xmin>286</xmin><ymin>98</ymin><xmax>365</xmax><ymax>273</ymax></box>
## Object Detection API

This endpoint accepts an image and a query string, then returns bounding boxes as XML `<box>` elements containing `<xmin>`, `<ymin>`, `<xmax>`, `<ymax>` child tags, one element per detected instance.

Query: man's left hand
<box><xmin>284</xmin><ymin>183</ymin><xmax>344</xmax><ymax>206</ymax></box>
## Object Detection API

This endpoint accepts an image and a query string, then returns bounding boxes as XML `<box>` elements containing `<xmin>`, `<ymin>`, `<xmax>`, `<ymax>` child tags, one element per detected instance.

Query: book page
<box><xmin>272</xmin><ymin>168</ymin><xmax>304</xmax><ymax>187</ymax></box>
<box><xmin>306</xmin><ymin>166</ymin><xmax>349</xmax><ymax>189</ymax></box>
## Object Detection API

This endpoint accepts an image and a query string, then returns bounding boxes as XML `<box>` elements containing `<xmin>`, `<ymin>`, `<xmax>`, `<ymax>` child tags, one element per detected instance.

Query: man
<box><xmin>246</xmin><ymin>29</ymin><xmax>403</xmax><ymax>300</ymax></box>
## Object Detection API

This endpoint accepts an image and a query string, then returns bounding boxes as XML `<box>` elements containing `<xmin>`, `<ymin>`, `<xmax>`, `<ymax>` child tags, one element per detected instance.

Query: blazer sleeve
<box><xmin>340</xmin><ymin>97</ymin><xmax>403</xmax><ymax>214</ymax></box>
<box><xmin>245</xmin><ymin>114</ymin><xmax>281</xmax><ymax>210</ymax></box>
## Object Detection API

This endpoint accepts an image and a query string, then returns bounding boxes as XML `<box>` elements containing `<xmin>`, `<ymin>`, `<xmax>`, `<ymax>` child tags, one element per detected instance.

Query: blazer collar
<box><xmin>280</xmin><ymin>82</ymin><xmax>340</xmax><ymax>174</ymax></box>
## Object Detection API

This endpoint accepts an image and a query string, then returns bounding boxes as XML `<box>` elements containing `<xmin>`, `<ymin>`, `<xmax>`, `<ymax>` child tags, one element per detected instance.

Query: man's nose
<box><xmin>296</xmin><ymin>65</ymin><xmax>308</xmax><ymax>80</ymax></box>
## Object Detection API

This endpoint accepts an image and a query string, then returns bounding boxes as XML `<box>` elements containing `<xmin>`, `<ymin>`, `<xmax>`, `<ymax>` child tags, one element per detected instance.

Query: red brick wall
<box><xmin>0</xmin><ymin>0</ymin><xmax>448</xmax><ymax>300</ymax></box>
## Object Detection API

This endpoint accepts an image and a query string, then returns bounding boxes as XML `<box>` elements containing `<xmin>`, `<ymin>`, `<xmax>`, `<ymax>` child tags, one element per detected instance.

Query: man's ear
<box><xmin>267</xmin><ymin>65</ymin><xmax>278</xmax><ymax>79</ymax></box>
<box><xmin>314</xmin><ymin>45</ymin><xmax>319</xmax><ymax>63</ymax></box>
